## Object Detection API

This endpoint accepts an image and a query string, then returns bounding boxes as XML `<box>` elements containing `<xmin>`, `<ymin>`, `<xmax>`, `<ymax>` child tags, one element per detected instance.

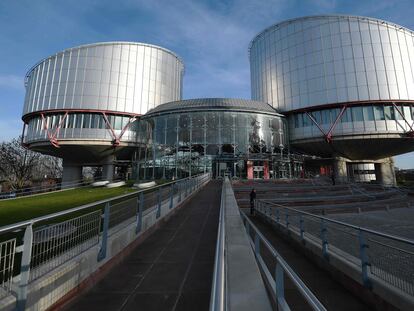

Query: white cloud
<box><xmin>0</xmin><ymin>74</ymin><xmax>24</xmax><ymax>90</ymax></box>
<box><xmin>127</xmin><ymin>0</ymin><xmax>290</xmax><ymax>98</ymax></box>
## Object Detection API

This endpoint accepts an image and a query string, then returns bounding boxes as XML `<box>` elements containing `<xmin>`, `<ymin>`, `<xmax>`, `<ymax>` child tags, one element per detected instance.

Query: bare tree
<box><xmin>36</xmin><ymin>155</ymin><xmax>63</xmax><ymax>179</ymax></box>
<box><xmin>0</xmin><ymin>137</ymin><xmax>41</xmax><ymax>190</ymax></box>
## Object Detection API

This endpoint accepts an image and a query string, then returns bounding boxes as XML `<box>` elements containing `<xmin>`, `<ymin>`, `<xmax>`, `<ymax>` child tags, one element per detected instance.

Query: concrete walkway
<box><xmin>248</xmin><ymin>214</ymin><xmax>374</xmax><ymax>311</ymax></box>
<box><xmin>65</xmin><ymin>180</ymin><xmax>222</xmax><ymax>311</ymax></box>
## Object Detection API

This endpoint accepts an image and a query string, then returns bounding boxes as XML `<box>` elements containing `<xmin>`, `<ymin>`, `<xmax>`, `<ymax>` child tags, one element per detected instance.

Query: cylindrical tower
<box><xmin>22</xmin><ymin>42</ymin><xmax>184</xmax><ymax>182</ymax></box>
<box><xmin>250</xmin><ymin>15</ymin><xmax>414</xmax><ymax>184</ymax></box>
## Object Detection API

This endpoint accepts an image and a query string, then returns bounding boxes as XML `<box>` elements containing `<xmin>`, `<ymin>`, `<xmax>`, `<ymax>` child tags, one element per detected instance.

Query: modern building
<box><xmin>137</xmin><ymin>98</ymin><xmax>293</xmax><ymax>180</ymax></box>
<box><xmin>250</xmin><ymin>15</ymin><xmax>414</xmax><ymax>184</ymax></box>
<box><xmin>22</xmin><ymin>42</ymin><xmax>184</xmax><ymax>183</ymax></box>
<box><xmin>21</xmin><ymin>15</ymin><xmax>414</xmax><ymax>185</ymax></box>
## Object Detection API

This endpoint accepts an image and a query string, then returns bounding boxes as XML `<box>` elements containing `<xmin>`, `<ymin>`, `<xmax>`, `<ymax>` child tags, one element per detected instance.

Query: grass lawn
<box><xmin>0</xmin><ymin>186</ymin><xmax>137</xmax><ymax>228</ymax></box>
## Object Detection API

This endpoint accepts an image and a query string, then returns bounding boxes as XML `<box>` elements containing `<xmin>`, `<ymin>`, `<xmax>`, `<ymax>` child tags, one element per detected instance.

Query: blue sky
<box><xmin>0</xmin><ymin>0</ymin><xmax>414</xmax><ymax>168</ymax></box>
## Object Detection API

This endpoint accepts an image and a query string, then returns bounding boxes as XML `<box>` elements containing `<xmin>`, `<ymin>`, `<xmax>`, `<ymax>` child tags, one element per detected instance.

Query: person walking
<box><xmin>250</xmin><ymin>188</ymin><xmax>256</xmax><ymax>216</ymax></box>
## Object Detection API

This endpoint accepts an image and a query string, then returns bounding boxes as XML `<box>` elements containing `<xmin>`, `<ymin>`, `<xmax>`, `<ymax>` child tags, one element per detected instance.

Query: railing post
<box><xmin>16</xmin><ymin>224</ymin><xmax>33</xmax><ymax>311</ymax></box>
<box><xmin>320</xmin><ymin>219</ymin><xmax>329</xmax><ymax>259</ymax></box>
<box><xmin>276</xmin><ymin>208</ymin><xmax>280</xmax><ymax>224</ymax></box>
<box><xmin>299</xmin><ymin>215</ymin><xmax>304</xmax><ymax>241</ymax></box>
<box><xmin>185</xmin><ymin>179</ymin><xmax>189</xmax><ymax>197</ymax></box>
<box><xmin>169</xmin><ymin>183</ymin><xmax>174</xmax><ymax>209</ymax></box>
<box><xmin>358</xmin><ymin>229</ymin><xmax>372</xmax><ymax>287</ymax></box>
<box><xmin>136</xmin><ymin>192</ymin><xmax>144</xmax><ymax>234</ymax></box>
<box><xmin>178</xmin><ymin>181</ymin><xmax>182</xmax><ymax>202</ymax></box>
<box><xmin>285</xmin><ymin>211</ymin><xmax>290</xmax><ymax>230</ymax></box>
<box><xmin>254</xmin><ymin>233</ymin><xmax>260</xmax><ymax>256</ymax></box>
<box><xmin>156</xmin><ymin>187</ymin><xmax>162</xmax><ymax>218</ymax></box>
<box><xmin>98</xmin><ymin>203</ymin><xmax>110</xmax><ymax>261</ymax></box>
<box><xmin>275</xmin><ymin>262</ymin><xmax>285</xmax><ymax>307</ymax></box>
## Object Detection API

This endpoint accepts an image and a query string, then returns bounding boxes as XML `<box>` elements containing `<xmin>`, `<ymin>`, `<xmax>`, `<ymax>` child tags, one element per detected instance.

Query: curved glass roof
<box><xmin>144</xmin><ymin>98</ymin><xmax>282</xmax><ymax>117</ymax></box>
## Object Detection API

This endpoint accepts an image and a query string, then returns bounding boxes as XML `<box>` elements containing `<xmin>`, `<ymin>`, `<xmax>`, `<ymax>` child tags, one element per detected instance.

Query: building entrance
<box><xmin>247</xmin><ymin>160</ymin><xmax>269</xmax><ymax>179</ymax></box>
<box><xmin>253</xmin><ymin>168</ymin><xmax>264</xmax><ymax>179</ymax></box>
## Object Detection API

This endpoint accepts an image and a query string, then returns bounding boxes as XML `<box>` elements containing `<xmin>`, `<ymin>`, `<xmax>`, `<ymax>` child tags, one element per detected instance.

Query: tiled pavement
<box><xmin>65</xmin><ymin>180</ymin><xmax>222</xmax><ymax>311</ymax></box>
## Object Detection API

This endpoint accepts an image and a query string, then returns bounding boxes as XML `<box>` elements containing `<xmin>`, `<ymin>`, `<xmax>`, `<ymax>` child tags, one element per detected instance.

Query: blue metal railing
<box><xmin>240</xmin><ymin>212</ymin><xmax>327</xmax><ymax>311</ymax></box>
<box><xmin>209</xmin><ymin>183</ymin><xmax>226</xmax><ymax>311</ymax></box>
<box><xmin>0</xmin><ymin>173</ymin><xmax>211</xmax><ymax>310</ymax></box>
<box><xmin>210</xmin><ymin>179</ymin><xmax>326</xmax><ymax>311</ymax></box>
<box><xmin>255</xmin><ymin>200</ymin><xmax>414</xmax><ymax>297</ymax></box>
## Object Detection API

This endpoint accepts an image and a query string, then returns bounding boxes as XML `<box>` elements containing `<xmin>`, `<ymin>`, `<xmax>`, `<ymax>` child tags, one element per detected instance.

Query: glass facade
<box><xmin>289</xmin><ymin>102</ymin><xmax>414</xmax><ymax>142</ymax></box>
<box><xmin>250</xmin><ymin>15</ymin><xmax>414</xmax><ymax>111</ymax></box>
<box><xmin>347</xmin><ymin>163</ymin><xmax>376</xmax><ymax>182</ymax></box>
<box><xmin>25</xmin><ymin>113</ymin><xmax>139</xmax><ymax>142</ymax></box>
<box><xmin>135</xmin><ymin>99</ymin><xmax>291</xmax><ymax>180</ymax></box>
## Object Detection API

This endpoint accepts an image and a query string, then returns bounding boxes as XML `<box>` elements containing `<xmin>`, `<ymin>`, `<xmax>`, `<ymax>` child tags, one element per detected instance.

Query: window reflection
<box><xmin>138</xmin><ymin>110</ymin><xmax>288</xmax><ymax>179</ymax></box>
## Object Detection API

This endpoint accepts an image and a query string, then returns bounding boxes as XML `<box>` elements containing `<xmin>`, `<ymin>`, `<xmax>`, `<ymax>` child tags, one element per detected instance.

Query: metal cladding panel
<box><xmin>23</xmin><ymin>42</ymin><xmax>184</xmax><ymax>117</ymax></box>
<box><xmin>144</xmin><ymin>98</ymin><xmax>282</xmax><ymax>116</ymax></box>
<box><xmin>249</xmin><ymin>15</ymin><xmax>414</xmax><ymax>112</ymax></box>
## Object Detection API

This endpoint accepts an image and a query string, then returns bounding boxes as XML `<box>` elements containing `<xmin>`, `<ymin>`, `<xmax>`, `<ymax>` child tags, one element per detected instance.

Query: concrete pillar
<box><xmin>377</xmin><ymin>157</ymin><xmax>396</xmax><ymax>186</ymax></box>
<box><xmin>102</xmin><ymin>156</ymin><xmax>115</xmax><ymax>181</ymax></box>
<box><xmin>333</xmin><ymin>157</ymin><xmax>348</xmax><ymax>183</ymax></box>
<box><xmin>62</xmin><ymin>162</ymin><xmax>83</xmax><ymax>188</ymax></box>
<box><xmin>102</xmin><ymin>163</ymin><xmax>114</xmax><ymax>181</ymax></box>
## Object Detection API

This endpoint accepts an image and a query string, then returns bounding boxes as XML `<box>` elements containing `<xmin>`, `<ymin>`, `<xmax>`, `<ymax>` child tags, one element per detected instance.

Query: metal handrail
<box><xmin>0</xmin><ymin>173</ymin><xmax>206</xmax><ymax>235</ymax></box>
<box><xmin>240</xmin><ymin>212</ymin><xmax>327</xmax><ymax>311</ymax></box>
<box><xmin>0</xmin><ymin>172</ymin><xmax>211</xmax><ymax>311</ymax></box>
<box><xmin>0</xmin><ymin>177</ymin><xmax>112</xmax><ymax>199</ymax></box>
<box><xmin>209</xmin><ymin>183</ymin><xmax>226</xmax><ymax>311</ymax></box>
<box><xmin>256</xmin><ymin>199</ymin><xmax>414</xmax><ymax>298</ymax></box>
<box><xmin>261</xmin><ymin>200</ymin><xmax>414</xmax><ymax>246</ymax></box>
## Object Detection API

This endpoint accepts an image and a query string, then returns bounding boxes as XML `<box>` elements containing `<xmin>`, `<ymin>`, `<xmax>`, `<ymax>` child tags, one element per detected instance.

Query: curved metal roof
<box><xmin>248</xmin><ymin>14</ymin><xmax>414</xmax><ymax>56</ymax></box>
<box><xmin>25</xmin><ymin>41</ymin><xmax>184</xmax><ymax>83</ymax></box>
<box><xmin>144</xmin><ymin>98</ymin><xmax>282</xmax><ymax>117</ymax></box>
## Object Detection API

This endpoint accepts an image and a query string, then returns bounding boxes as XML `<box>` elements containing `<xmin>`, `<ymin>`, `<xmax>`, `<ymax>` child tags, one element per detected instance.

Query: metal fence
<box><xmin>240</xmin><ymin>212</ymin><xmax>327</xmax><ymax>311</ymax></box>
<box><xmin>0</xmin><ymin>238</ymin><xmax>16</xmax><ymax>299</ymax></box>
<box><xmin>210</xmin><ymin>178</ymin><xmax>326</xmax><ymax>311</ymax></box>
<box><xmin>209</xmin><ymin>182</ymin><xmax>226</xmax><ymax>311</ymax></box>
<box><xmin>30</xmin><ymin>210</ymin><xmax>101</xmax><ymax>281</ymax></box>
<box><xmin>0</xmin><ymin>177</ymin><xmax>117</xmax><ymax>200</ymax></box>
<box><xmin>255</xmin><ymin>200</ymin><xmax>414</xmax><ymax>297</ymax></box>
<box><xmin>0</xmin><ymin>172</ymin><xmax>210</xmax><ymax>310</ymax></box>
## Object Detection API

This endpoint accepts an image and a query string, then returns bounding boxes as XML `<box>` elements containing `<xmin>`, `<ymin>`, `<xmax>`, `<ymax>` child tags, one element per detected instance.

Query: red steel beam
<box><xmin>392</xmin><ymin>103</ymin><xmax>414</xmax><ymax>137</ymax></box>
<box><xmin>326</xmin><ymin>105</ymin><xmax>347</xmax><ymax>142</ymax></box>
<box><xmin>305</xmin><ymin>111</ymin><xmax>328</xmax><ymax>137</ymax></box>
<box><xmin>305</xmin><ymin>105</ymin><xmax>347</xmax><ymax>143</ymax></box>
<box><xmin>101</xmin><ymin>112</ymin><xmax>118</xmax><ymax>145</ymax></box>
<box><xmin>33</xmin><ymin>110</ymin><xmax>137</xmax><ymax>148</ymax></box>
<box><xmin>40</xmin><ymin>113</ymin><xmax>59</xmax><ymax>147</ymax></box>
<box><xmin>51</xmin><ymin>111</ymin><xmax>69</xmax><ymax>141</ymax></box>
<box><xmin>40</xmin><ymin>112</ymin><xmax>69</xmax><ymax>148</ymax></box>
<box><xmin>116</xmin><ymin>117</ymin><xmax>137</xmax><ymax>145</ymax></box>
<box><xmin>20</xmin><ymin>123</ymin><xmax>28</xmax><ymax>148</ymax></box>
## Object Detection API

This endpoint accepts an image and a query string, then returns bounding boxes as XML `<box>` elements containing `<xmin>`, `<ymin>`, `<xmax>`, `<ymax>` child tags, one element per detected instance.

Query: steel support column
<box><xmin>305</xmin><ymin>105</ymin><xmax>347</xmax><ymax>143</ymax></box>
